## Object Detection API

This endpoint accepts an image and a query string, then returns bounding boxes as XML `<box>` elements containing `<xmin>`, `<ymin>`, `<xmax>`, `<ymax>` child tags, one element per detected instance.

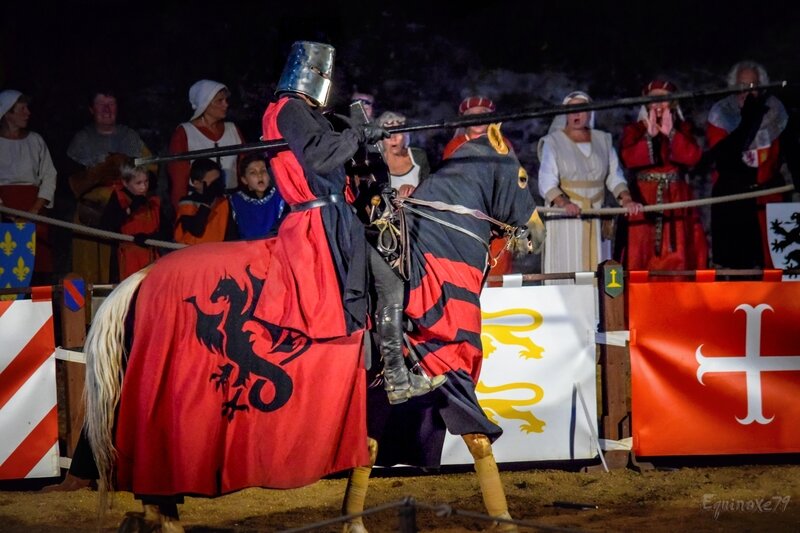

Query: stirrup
<box><xmin>385</xmin><ymin>370</ymin><xmax>447</xmax><ymax>405</ymax></box>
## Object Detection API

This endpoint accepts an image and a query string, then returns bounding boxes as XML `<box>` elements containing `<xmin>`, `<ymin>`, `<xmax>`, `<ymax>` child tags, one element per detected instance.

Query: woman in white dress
<box><xmin>537</xmin><ymin>91</ymin><xmax>642</xmax><ymax>279</ymax></box>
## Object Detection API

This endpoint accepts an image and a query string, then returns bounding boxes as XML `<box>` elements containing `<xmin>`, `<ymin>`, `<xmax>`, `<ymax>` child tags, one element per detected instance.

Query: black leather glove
<box><xmin>740</xmin><ymin>93</ymin><xmax>768</xmax><ymax>129</ymax></box>
<box><xmin>132</xmin><ymin>233</ymin><xmax>149</xmax><ymax>247</ymax></box>
<box><xmin>359</xmin><ymin>124</ymin><xmax>390</xmax><ymax>145</ymax></box>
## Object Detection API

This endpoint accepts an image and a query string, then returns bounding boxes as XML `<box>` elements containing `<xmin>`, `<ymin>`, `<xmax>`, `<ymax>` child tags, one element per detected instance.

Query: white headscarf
<box><xmin>0</xmin><ymin>89</ymin><xmax>23</xmax><ymax>119</ymax></box>
<box><xmin>188</xmin><ymin>80</ymin><xmax>228</xmax><ymax>120</ymax></box>
<box><xmin>548</xmin><ymin>91</ymin><xmax>595</xmax><ymax>134</ymax></box>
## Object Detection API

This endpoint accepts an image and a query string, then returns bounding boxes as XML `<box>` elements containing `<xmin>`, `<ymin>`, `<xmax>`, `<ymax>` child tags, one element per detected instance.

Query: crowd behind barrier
<box><xmin>2</xmin><ymin>63</ymin><xmax>799</xmax><ymax>289</ymax></box>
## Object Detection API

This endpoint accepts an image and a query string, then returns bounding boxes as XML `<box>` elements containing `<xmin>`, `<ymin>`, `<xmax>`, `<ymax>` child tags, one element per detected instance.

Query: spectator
<box><xmin>99</xmin><ymin>163</ymin><xmax>169</xmax><ymax>281</ymax></box>
<box><xmin>706</xmin><ymin>60</ymin><xmax>791</xmax><ymax>268</ymax></box>
<box><xmin>0</xmin><ymin>89</ymin><xmax>58</xmax><ymax>284</ymax></box>
<box><xmin>174</xmin><ymin>158</ymin><xmax>236</xmax><ymax>245</ymax></box>
<box><xmin>442</xmin><ymin>96</ymin><xmax>504</xmax><ymax>160</ymax></box>
<box><xmin>537</xmin><ymin>90</ymin><xmax>641</xmax><ymax>281</ymax></box>
<box><xmin>619</xmin><ymin>79</ymin><xmax>708</xmax><ymax>270</ymax></box>
<box><xmin>376</xmin><ymin>111</ymin><xmax>430</xmax><ymax>197</ymax></box>
<box><xmin>350</xmin><ymin>90</ymin><xmax>376</xmax><ymax>121</ymax></box>
<box><xmin>167</xmin><ymin>80</ymin><xmax>245</xmax><ymax>211</ymax></box>
<box><xmin>66</xmin><ymin>87</ymin><xmax>153</xmax><ymax>284</ymax></box>
<box><xmin>229</xmin><ymin>152</ymin><xmax>286</xmax><ymax>239</ymax></box>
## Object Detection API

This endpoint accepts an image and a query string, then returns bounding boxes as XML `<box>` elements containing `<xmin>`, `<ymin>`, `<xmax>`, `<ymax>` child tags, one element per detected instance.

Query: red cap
<box><xmin>642</xmin><ymin>80</ymin><xmax>677</xmax><ymax>96</ymax></box>
<box><xmin>458</xmin><ymin>96</ymin><xmax>496</xmax><ymax>115</ymax></box>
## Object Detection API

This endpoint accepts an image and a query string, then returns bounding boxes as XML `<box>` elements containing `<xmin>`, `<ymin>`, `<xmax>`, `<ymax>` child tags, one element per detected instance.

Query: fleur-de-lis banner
<box><xmin>0</xmin><ymin>223</ymin><xmax>36</xmax><ymax>300</ymax></box>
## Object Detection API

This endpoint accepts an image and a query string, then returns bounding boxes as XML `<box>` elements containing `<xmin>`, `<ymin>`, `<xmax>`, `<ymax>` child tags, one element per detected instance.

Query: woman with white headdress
<box><xmin>0</xmin><ymin>89</ymin><xmax>58</xmax><ymax>283</ymax></box>
<box><xmin>167</xmin><ymin>79</ymin><xmax>245</xmax><ymax>212</ymax></box>
<box><xmin>537</xmin><ymin>91</ymin><xmax>641</xmax><ymax>282</ymax></box>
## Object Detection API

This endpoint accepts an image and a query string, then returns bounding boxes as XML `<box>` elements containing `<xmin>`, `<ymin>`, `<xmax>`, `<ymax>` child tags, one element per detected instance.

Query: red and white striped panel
<box><xmin>0</xmin><ymin>299</ymin><xmax>59</xmax><ymax>479</ymax></box>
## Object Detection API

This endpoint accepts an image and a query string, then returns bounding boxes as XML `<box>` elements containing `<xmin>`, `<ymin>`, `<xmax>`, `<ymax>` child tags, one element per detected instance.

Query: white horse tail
<box><xmin>83</xmin><ymin>266</ymin><xmax>151</xmax><ymax>501</ymax></box>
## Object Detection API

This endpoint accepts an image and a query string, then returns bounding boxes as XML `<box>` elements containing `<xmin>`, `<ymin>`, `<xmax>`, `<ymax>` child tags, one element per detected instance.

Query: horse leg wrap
<box><xmin>379</xmin><ymin>304</ymin><xmax>446</xmax><ymax>405</ymax></box>
<box><xmin>142</xmin><ymin>504</ymin><xmax>161</xmax><ymax>524</ymax></box>
<box><xmin>463</xmin><ymin>434</ymin><xmax>518</xmax><ymax>532</ymax></box>
<box><xmin>341</xmin><ymin>438</ymin><xmax>378</xmax><ymax>532</ymax></box>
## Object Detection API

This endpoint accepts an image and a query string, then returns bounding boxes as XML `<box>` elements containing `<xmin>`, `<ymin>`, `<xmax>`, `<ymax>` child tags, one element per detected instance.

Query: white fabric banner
<box><xmin>766</xmin><ymin>202</ymin><xmax>800</xmax><ymax>280</ymax></box>
<box><xmin>441</xmin><ymin>285</ymin><xmax>598</xmax><ymax>464</ymax></box>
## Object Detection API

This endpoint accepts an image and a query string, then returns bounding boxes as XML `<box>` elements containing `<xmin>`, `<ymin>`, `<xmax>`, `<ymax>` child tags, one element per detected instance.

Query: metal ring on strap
<box><xmin>289</xmin><ymin>193</ymin><xmax>344</xmax><ymax>212</ymax></box>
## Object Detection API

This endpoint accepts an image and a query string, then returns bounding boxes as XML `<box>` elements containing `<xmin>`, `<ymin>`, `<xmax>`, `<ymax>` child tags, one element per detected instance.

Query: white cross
<box><xmin>695</xmin><ymin>304</ymin><xmax>800</xmax><ymax>425</ymax></box>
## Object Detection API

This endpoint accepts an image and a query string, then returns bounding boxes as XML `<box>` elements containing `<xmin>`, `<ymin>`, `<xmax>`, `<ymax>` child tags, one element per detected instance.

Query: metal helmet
<box><xmin>275</xmin><ymin>41</ymin><xmax>335</xmax><ymax>107</ymax></box>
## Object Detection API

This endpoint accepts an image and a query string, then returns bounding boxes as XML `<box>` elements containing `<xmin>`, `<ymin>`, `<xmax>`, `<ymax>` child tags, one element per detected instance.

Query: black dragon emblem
<box><xmin>185</xmin><ymin>265</ymin><xmax>311</xmax><ymax>420</ymax></box>
<box><xmin>770</xmin><ymin>211</ymin><xmax>800</xmax><ymax>274</ymax></box>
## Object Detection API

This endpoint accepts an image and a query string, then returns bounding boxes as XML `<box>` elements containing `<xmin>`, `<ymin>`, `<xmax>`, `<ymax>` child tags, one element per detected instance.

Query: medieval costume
<box><xmin>0</xmin><ymin>90</ymin><xmax>57</xmax><ymax>278</ymax></box>
<box><xmin>100</xmin><ymin>181</ymin><xmax>167</xmax><ymax>281</ymax></box>
<box><xmin>167</xmin><ymin>80</ymin><xmax>245</xmax><ymax>210</ymax></box>
<box><xmin>228</xmin><ymin>187</ymin><xmax>285</xmax><ymax>239</ymax></box>
<box><xmin>174</xmin><ymin>191</ymin><xmax>236</xmax><ymax>245</ymax></box>
<box><xmin>620</xmin><ymin>80</ymin><xmax>708</xmax><ymax>271</ymax></box>
<box><xmin>707</xmin><ymin>70</ymin><xmax>789</xmax><ymax>268</ymax></box>
<box><xmin>67</xmin><ymin>117</ymin><xmax>152</xmax><ymax>285</ymax></box>
<box><xmin>538</xmin><ymin>91</ymin><xmax>632</xmax><ymax>280</ymax></box>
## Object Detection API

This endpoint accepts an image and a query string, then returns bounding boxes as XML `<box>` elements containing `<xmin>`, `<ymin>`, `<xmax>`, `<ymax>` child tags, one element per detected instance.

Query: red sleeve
<box><xmin>620</xmin><ymin>122</ymin><xmax>653</xmax><ymax>169</ymax></box>
<box><xmin>167</xmin><ymin>127</ymin><xmax>190</xmax><ymax>212</ymax></box>
<box><xmin>706</xmin><ymin>122</ymin><xmax>728</xmax><ymax>149</ymax></box>
<box><xmin>667</xmin><ymin>120</ymin><xmax>702</xmax><ymax>167</ymax></box>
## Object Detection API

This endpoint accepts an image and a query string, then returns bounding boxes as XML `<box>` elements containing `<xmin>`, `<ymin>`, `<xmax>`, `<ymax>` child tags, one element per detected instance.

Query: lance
<box><xmin>135</xmin><ymin>81</ymin><xmax>789</xmax><ymax>167</ymax></box>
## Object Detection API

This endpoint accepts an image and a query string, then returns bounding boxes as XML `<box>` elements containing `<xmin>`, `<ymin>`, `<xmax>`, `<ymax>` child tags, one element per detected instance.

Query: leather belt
<box><xmin>290</xmin><ymin>193</ymin><xmax>344</xmax><ymax>212</ymax></box>
<box><xmin>636</xmin><ymin>171</ymin><xmax>680</xmax><ymax>182</ymax></box>
<box><xmin>636</xmin><ymin>171</ymin><xmax>681</xmax><ymax>256</ymax></box>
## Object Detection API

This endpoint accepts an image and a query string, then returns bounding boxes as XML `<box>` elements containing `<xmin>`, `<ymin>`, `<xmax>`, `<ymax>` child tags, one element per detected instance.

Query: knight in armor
<box><xmin>257</xmin><ymin>41</ymin><xmax>445</xmax><ymax>404</ymax></box>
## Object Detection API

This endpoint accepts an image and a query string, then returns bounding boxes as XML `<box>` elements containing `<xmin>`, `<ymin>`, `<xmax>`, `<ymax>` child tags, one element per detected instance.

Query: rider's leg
<box><xmin>463</xmin><ymin>433</ymin><xmax>518</xmax><ymax>532</ymax></box>
<box><xmin>341</xmin><ymin>437</ymin><xmax>379</xmax><ymax>533</ymax></box>
<box><xmin>368</xmin><ymin>247</ymin><xmax>445</xmax><ymax>404</ymax></box>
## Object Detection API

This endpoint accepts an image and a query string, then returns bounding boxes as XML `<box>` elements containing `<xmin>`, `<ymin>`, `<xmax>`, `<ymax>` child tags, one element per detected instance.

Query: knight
<box><xmin>260</xmin><ymin>40</ymin><xmax>445</xmax><ymax>404</ymax></box>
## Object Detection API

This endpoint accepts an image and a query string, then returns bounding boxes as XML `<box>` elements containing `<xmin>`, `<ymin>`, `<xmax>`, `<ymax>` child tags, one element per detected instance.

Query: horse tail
<box><xmin>83</xmin><ymin>266</ymin><xmax>150</xmax><ymax>503</ymax></box>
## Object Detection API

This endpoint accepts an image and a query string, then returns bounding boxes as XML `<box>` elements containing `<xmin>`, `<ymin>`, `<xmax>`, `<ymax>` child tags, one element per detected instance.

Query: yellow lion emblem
<box><xmin>480</xmin><ymin>308</ymin><xmax>544</xmax><ymax>360</ymax></box>
<box><xmin>478</xmin><ymin>307</ymin><xmax>546</xmax><ymax>433</ymax></box>
<box><xmin>477</xmin><ymin>381</ymin><xmax>545</xmax><ymax>433</ymax></box>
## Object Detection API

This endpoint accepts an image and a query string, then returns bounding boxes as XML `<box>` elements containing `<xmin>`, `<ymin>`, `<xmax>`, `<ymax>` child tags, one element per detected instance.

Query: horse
<box><xmin>84</xmin><ymin>126</ymin><xmax>540</xmax><ymax>532</ymax></box>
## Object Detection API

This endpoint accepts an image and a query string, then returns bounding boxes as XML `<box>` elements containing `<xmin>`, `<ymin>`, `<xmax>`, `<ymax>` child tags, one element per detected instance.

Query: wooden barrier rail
<box><xmin>4</xmin><ymin>263</ymin><xmax>798</xmax><ymax>473</ymax></box>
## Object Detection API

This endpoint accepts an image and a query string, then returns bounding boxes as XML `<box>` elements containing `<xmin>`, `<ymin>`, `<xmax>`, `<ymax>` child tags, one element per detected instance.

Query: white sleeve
<box><xmin>605</xmin><ymin>146</ymin><xmax>629</xmax><ymax>196</ymax></box>
<box><xmin>537</xmin><ymin>139</ymin><xmax>562</xmax><ymax>201</ymax></box>
<box><xmin>35</xmin><ymin>134</ymin><xmax>57</xmax><ymax>207</ymax></box>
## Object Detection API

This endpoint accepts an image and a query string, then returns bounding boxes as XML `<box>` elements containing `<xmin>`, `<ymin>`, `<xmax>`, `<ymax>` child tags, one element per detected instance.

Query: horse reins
<box><xmin>392</xmin><ymin>197</ymin><xmax>525</xmax><ymax>270</ymax></box>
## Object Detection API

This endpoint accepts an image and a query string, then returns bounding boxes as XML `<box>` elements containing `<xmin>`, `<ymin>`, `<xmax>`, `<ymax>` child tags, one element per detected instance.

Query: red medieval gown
<box><xmin>620</xmin><ymin>119</ymin><xmax>708</xmax><ymax>270</ymax></box>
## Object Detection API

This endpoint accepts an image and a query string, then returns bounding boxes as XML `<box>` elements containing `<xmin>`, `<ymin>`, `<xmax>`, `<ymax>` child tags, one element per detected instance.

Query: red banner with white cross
<box><xmin>629</xmin><ymin>279</ymin><xmax>800</xmax><ymax>456</ymax></box>
<box><xmin>0</xmin><ymin>296</ymin><xmax>59</xmax><ymax>479</ymax></box>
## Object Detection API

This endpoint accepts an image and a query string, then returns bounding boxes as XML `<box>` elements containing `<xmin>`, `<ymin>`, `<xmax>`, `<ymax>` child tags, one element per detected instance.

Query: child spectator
<box><xmin>99</xmin><ymin>163</ymin><xmax>168</xmax><ymax>281</ymax></box>
<box><xmin>174</xmin><ymin>158</ymin><xmax>236</xmax><ymax>244</ymax></box>
<box><xmin>229</xmin><ymin>152</ymin><xmax>286</xmax><ymax>238</ymax></box>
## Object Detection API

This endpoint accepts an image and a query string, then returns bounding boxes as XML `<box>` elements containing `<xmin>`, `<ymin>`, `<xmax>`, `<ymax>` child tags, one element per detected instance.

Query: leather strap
<box><xmin>289</xmin><ymin>193</ymin><xmax>344</xmax><ymax>212</ymax></box>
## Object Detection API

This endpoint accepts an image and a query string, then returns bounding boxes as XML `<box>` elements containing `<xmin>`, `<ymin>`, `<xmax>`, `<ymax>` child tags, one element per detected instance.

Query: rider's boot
<box><xmin>378</xmin><ymin>304</ymin><xmax>446</xmax><ymax>405</ymax></box>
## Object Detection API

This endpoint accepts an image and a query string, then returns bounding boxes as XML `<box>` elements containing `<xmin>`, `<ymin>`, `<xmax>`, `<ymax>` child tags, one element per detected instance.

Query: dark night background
<box><xmin>2</xmin><ymin>0</ymin><xmax>799</xmax><ymax>206</ymax></box>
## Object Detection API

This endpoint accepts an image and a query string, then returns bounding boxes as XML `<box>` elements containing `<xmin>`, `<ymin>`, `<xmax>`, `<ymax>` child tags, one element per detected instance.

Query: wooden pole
<box><xmin>58</xmin><ymin>273</ymin><xmax>87</xmax><ymax>460</ymax></box>
<box><xmin>595</xmin><ymin>260</ymin><xmax>631</xmax><ymax>470</ymax></box>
